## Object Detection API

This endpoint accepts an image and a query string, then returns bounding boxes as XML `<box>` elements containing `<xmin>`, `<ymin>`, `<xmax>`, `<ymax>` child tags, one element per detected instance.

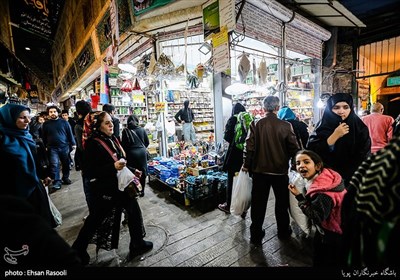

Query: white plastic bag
<box><xmin>288</xmin><ymin>170</ymin><xmax>311</xmax><ymax>235</ymax></box>
<box><xmin>48</xmin><ymin>196</ymin><xmax>62</xmax><ymax>227</ymax></box>
<box><xmin>117</xmin><ymin>166</ymin><xmax>135</xmax><ymax>191</ymax></box>
<box><xmin>230</xmin><ymin>170</ymin><xmax>252</xmax><ymax>215</ymax></box>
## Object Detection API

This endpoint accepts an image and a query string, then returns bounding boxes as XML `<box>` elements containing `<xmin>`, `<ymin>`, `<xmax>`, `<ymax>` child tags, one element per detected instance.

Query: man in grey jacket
<box><xmin>242</xmin><ymin>96</ymin><xmax>300</xmax><ymax>244</ymax></box>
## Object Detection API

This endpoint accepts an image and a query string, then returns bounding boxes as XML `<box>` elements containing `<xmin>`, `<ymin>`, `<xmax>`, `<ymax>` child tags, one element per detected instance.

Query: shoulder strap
<box><xmin>131</xmin><ymin>129</ymin><xmax>146</xmax><ymax>149</ymax></box>
<box><xmin>123</xmin><ymin>128</ymin><xmax>135</xmax><ymax>145</ymax></box>
<box><xmin>93</xmin><ymin>138</ymin><xmax>119</xmax><ymax>162</ymax></box>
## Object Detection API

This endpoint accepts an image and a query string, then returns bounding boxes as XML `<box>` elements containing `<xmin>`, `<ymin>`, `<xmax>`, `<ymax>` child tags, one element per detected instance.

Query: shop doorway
<box><xmin>377</xmin><ymin>93</ymin><xmax>400</xmax><ymax>119</ymax></box>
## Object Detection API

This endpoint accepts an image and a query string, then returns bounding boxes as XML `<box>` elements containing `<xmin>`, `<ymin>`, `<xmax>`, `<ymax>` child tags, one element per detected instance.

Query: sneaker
<box><xmin>52</xmin><ymin>182</ymin><xmax>62</xmax><ymax>190</ymax></box>
<box><xmin>62</xmin><ymin>178</ymin><xmax>72</xmax><ymax>185</ymax></box>
<box><xmin>128</xmin><ymin>240</ymin><xmax>153</xmax><ymax>260</ymax></box>
<box><xmin>218</xmin><ymin>203</ymin><xmax>230</xmax><ymax>214</ymax></box>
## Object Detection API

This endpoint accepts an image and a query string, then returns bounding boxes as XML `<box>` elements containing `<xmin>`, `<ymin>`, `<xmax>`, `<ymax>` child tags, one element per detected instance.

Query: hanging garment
<box><xmin>238</xmin><ymin>53</ymin><xmax>250</xmax><ymax>83</ymax></box>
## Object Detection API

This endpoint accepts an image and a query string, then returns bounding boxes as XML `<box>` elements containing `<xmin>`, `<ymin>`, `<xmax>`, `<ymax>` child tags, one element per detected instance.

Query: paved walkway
<box><xmin>50</xmin><ymin>170</ymin><xmax>331</xmax><ymax>277</ymax></box>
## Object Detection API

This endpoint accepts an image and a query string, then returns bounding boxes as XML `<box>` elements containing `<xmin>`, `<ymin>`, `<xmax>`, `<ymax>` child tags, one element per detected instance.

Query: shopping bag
<box><xmin>288</xmin><ymin>170</ymin><xmax>311</xmax><ymax>235</ymax></box>
<box><xmin>48</xmin><ymin>195</ymin><xmax>62</xmax><ymax>227</ymax></box>
<box><xmin>230</xmin><ymin>170</ymin><xmax>252</xmax><ymax>215</ymax></box>
<box><xmin>117</xmin><ymin>167</ymin><xmax>142</xmax><ymax>198</ymax></box>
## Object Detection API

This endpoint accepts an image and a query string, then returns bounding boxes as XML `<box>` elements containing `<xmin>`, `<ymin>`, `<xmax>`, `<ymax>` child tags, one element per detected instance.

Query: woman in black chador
<box><xmin>307</xmin><ymin>93</ymin><xmax>371</xmax><ymax>185</ymax></box>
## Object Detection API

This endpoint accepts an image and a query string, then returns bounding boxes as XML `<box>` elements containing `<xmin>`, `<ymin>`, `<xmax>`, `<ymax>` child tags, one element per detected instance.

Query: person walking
<box><xmin>277</xmin><ymin>105</ymin><xmax>309</xmax><ymax>148</ymax></box>
<box><xmin>174</xmin><ymin>99</ymin><xmax>196</xmax><ymax>143</ymax></box>
<box><xmin>42</xmin><ymin>105</ymin><xmax>76</xmax><ymax>190</ymax></box>
<box><xmin>218</xmin><ymin>102</ymin><xmax>246</xmax><ymax>214</ymax></box>
<box><xmin>103</xmin><ymin>103</ymin><xmax>120</xmax><ymax>141</ymax></box>
<box><xmin>72</xmin><ymin>111</ymin><xmax>152</xmax><ymax>265</ymax></box>
<box><xmin>121</xmin><ymin>114</ymin><xmax>149</xmax><ymax>196</ymax></box>
<box><xmin>74</xmin><ymin>100</ymin><xmax>93</xmax><ymax>213</ymax></box>
<box><xmin>306</xmin><ymin>93</ymin><xmax>371</xmax><ymax>186</ymax></box>
<box><xmin>361</xmin><ymin>102</ymin><xmax>394</xmax><ymax>153</ymax></box>
<box><xmin>289</xmin><ymin>150</ymin><xmax>346</xmax><ymax>267</ymax></box>
<box><xmin>0</xmin><ymin>103</ymin><xmax>55</xmax><ymax>227</ymax></box>
<box><xmin>242</xmin><ymin>96</ymin><xmax>300</xmax><ymax>244</ymax></box>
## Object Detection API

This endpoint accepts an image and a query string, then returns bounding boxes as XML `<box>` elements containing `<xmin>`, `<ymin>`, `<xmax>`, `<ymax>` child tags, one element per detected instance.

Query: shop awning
<box><xmin>0</xmin><ymin>73</ymin><xmax>21</xmax><ymax>86</ymax></box>
<box><xmin>288</xmin><ymin>0</ymin><xmax>366</xmax><ymax>28</ymax></box>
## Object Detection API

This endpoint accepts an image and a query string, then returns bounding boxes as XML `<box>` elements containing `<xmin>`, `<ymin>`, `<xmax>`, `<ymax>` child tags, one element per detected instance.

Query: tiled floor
<box><xmin>51</xmin><ymin>170</ymin><xmax>318</xmax><ymax>276</ymax></box>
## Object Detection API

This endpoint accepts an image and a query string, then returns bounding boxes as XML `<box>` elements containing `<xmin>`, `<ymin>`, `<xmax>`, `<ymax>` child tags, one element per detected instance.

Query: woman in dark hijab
<box><xmin>121</xmin><ymin>114</ymin><xmax>149</xmax><ymax>196</ymax></box>
<box><xmin>307</xmin><ymin>93</ymin><xmax>371</xmax><ymax>185</ymax></box>
<box><xmin>0</xmin><ymin>103</ymin><xmax>55</xmax><ymax>227</ymax></box>
<box><xmin>218</xmin><ymin>102</ymin><xmax>246</xmax><ymax>214</ymax></box>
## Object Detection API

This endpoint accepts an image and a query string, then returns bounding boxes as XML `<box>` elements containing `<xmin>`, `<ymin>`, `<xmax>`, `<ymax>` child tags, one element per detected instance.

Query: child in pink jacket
<box><xmin>289</xmin><ymin>149</ymin><xmax>347</xmax><ymax>267</ymax></box>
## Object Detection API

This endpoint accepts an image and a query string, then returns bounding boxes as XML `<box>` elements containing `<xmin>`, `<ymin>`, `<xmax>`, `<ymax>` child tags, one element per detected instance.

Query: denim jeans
<box><xmin>48</xmin><ymin>145</ymin><xmax>71</xmax><ymax>184</ymax></box>
<box><xmin>182</xmin><ymin>123</ymin><xmax>196</xmax><ymax>142</ymax></box>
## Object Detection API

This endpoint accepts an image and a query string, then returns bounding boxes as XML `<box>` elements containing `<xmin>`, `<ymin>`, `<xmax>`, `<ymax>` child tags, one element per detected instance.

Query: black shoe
<box><xmin>277</xmin><ymin>227</ymin><xmax>293</xmax><ymax>239</ymax></box>
<box><xmin>241</xmin><ymin>211</ymin><xmax>247</xmax><ymax>219</ymax></box>
<box><xmin>71</xmin><ymin>244</ymin><xmax>90</xmax><ymax>265</ymax></box>
<box><xmin>250</xmin><ymin>229</ymin><xmax>265</xmax><ymax>245</ymax></box>
<box><xmin>62</xmin><ymin>178</ymin><xmax>72</xmax><ymax>185</ymax></box>
<box><xmin>128</xmin><ymin>240</ymin><xmax>153</xmax><ymax>260</ymax></box>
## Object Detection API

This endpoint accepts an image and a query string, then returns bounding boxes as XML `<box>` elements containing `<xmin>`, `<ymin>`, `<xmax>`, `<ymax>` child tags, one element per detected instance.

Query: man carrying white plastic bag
<box><xmin>230</xmin><ymin>170</ymin><xmax>252</xmax><ymax>216</ymax></box>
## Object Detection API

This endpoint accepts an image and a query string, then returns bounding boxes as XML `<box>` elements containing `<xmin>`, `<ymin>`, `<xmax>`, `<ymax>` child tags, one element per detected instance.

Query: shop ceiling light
<box><xmin>198</xmin><ymin>42</ymin><xmax>212</xmax><ymax>55</ymax></box>
<box><xmin>225</xmin><ymin>82</ymin><xmax>250</xmax><ymax>95</ymax></box>
<box><xmin>117</xmin><ymin>63</ymin><xmax>137</xmax><ymax>73</ymax></box>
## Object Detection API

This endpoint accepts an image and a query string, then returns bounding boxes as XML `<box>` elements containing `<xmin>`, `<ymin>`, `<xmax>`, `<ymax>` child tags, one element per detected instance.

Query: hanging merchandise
<box><xmin>120</xmin><ymin>79</ymin><xmax>133</xmax><ymax>92</ymax></box>
<box><xmin>258</xmin><ymin>57</ymin><xmax>268</xmax><ymax>85</ymax></box>
<box><xmin>252</xmin><ymin>58</ymin><xmax>257</xmax><ymax>85</ymax></box>
<box><xmin>238</xmin><ymin>52</ymin><xmax>250</xmax><ymax>83</ymax></box>
<box><xmin>133</xmin><ymin>78</ymin><xmax>141</xmax><ymax>90</ymax></box>
<box><xmin>147</xmin><ymin>53</ymin><xmax>157</xmax><ymax>75</ymax></box>
<box><xmin>187</xmin><ymin>74</ymin><xmax>199</xmax><ymax>89</ymax></box>
<box><xmin>194</xmin><ymin>64</ymin><xmax>205</xmax><ymax>81</ymax></box>
<box><xmin>153</xmin><ymin>53</ymin><xmax>175</xmax><ymax>77</ymax></box>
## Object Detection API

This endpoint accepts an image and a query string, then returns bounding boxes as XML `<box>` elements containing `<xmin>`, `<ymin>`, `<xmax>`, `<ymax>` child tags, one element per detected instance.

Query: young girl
<box><xmin>288</xmin><ymin>149</ymin><xmax>347</xmax><ymax>267</ymax></box>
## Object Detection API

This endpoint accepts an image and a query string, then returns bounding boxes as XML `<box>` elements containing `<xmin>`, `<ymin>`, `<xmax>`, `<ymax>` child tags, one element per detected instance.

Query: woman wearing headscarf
<box><xmin>218</xmin><ymin>103</ymin><xmax>246</xmax><ymax>214</ymax></box>
<box><xmin>306</xmin><ymin>93</ymin><xmax>371</xmax><ymax>185</ymax></box>
<box><xmin>277</xmin><ymin>106</ymin><xmax>309</xmax><ymax>149</ymax></box>
<box><xmin>0</xmin><ymin>103</ymin><xmax>54</xmax><ymax>227</ymax></box>
<box><xmin>121</xmin><ymin>114</ymin><xmax>149</xmax><ymax>196</ymax></box>
<box><xmin>72</xmin><ymin>112</ymin><xmax>152</xmax><ymax>265</ymax></box>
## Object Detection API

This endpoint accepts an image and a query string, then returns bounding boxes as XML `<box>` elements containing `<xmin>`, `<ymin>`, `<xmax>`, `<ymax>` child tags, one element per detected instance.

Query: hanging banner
<box><xmin>105</xmin><ymin>0</ymin><xmax>120</xmax><ymax>66</ymax></box>
<box><xmin>9</xmin><ymin>0</ymin><xmax>64</xmax><ymax>39</ymax></box>
<box><xmin>100</xmin><ymin>62</ymin><xmax>110</xmax><ymax>104</ymax></box>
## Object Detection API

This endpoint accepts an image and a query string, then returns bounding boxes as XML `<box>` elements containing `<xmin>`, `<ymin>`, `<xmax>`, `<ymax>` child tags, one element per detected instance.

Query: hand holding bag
<box><xmin>230</xmin><ymin>170</ymin><xmax>252</xmax><ymax>215</ymax></box>
<box><xmin>117</xmin><ymin>166</ymin><xmax>142</xmax><ymax>198</ymax></box>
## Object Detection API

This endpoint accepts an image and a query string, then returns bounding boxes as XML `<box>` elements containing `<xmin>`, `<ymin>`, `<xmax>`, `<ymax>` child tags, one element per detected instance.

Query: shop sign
<box><xmin>155</xmin><ymin>102</ymin><xmax>166</xmax><ymax>112</ymax></box>
<box><xmin>203</xmin><ymin>0</ymin><xmax>220</xmax><ymax>41</ymax></box>
<box><xmin>28</xmin><ymin>85</ymin><xmax>39</xmax><ymax>104</ymax></box>
<box><xmin>133</xmin><ymin>0</ymin><xmax>174</xmax><ymax>16</ymax></box>
<box><xmin>212</xmin><ymin>26</ymin><xmax>230</xmax><ymax>74</ymax></box>
<box><xmin>203</xmin><ymin>0</ymin><xmax>235</xmax><ymax>41</ymax></box>
<box><xmin>97</xmin><ymin>10</ymin><xmax>113</xmax><ymax>55</ymax></box>
<box><xmin>387</xmin><ymin>76</ymin><xmax>400</xmax><ymax>87</ymax></box>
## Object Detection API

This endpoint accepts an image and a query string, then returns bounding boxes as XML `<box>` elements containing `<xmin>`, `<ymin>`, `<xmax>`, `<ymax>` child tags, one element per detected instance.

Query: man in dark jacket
<box><xmin>243</xmin><ymin>96</ymin><xmax>299</xmax><ymax>244</ymax></box>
